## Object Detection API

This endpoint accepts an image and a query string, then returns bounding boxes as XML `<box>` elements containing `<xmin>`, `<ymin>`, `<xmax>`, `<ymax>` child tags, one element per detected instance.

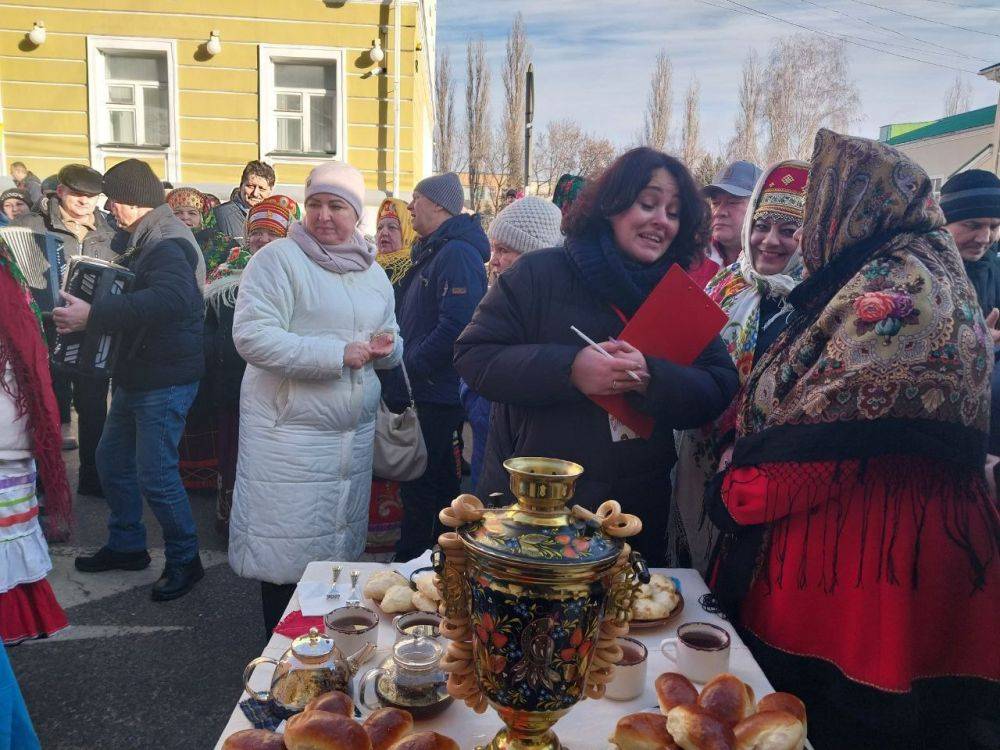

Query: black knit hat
<box><xmin>939</xmin><ymin>169</ymin><xmax>1000</xmax><ymax>224</ymax></box>
<box><xmin>102</xmin><ymin>158</ymin><xmax>165</xmax><ymax>208</ymax></box>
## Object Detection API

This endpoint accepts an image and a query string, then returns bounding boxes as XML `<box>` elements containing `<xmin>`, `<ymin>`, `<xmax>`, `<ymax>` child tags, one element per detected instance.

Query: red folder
<box><xmin>590</xmin><ymin>265</ymin><xmax>728</xmax><ymax>439</ymax></box>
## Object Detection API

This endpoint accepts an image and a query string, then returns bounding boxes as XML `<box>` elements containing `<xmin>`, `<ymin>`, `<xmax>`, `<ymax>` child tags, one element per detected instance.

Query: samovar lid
<box><xmin>459</xmin><ymin>457</ymin><xmax>623</xmax><ymax>567</ymax></box>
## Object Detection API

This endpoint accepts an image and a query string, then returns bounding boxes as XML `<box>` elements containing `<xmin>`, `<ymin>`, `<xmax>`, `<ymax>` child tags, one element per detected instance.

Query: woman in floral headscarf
<box><xmin>670</xmin><ymin>161</ymin><xmax>807</xmax><ymax>573</ymax></box>
<box><xmin>204</xmin><ymin>195</ymin><xmax>298</xmax><ymax>532</ymax></box>
<box><xmin>708</xmin><ymin>131</ymin><xmax>999</xmax><ymax>748</ymax></box>
<box><xmin>166</xmin><ymin>187</ymin><xmax>239</xmax><ymax>276</ymax></box>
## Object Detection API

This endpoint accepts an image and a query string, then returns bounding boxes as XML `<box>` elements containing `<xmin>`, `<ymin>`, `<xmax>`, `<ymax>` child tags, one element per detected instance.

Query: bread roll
<box><xmin>649</xmin><ymin>574</ymin><xmax>677</xmax><ymax>593</ymax></box>
<box><xmin>363</xmin><ymin>707</ymin><xmax>414</xmax><ymax>750</ymax></box>
<box><xmin>611</xmin><ymin>711</ymin><xmax>679</xmax><ymax>749</ymax></box>
<box><xmin>380</xmin><ymin>584</ymin><xmax>415</xmax><ymax>613</ymax></box>
<box><xmin>412</xmin><ymin>591</ymin><xmax>438</xmax><ymax>613</ymax></box>
<box><xmin>733</xmin><ymin>711</ymin><xmax>805</xmax><ymax>750</ymax></box>
<box><xmin>696</xmin><ymin>674</ymin><xmax>755</xmax><ymax>727</ymax></box>
<box><xmin>665</xmin><ymin>705</ymin><xmax>736</xmax><ymax>750</ymax></box>
<box><xmin>655</xmin><ymin>673</ymin><xmax>698</xmax><ymax>715</ymax></box>
<box><xmin>304</xmin><ymin>691</ymin><xmax>354</xmax><ymax>717</ymax></box>
<box><xmin>756</xmin><ymin>693</ymin><xmax>806</xmax><ymax>733</ymax></box>
<box><xmin>222</xmin><ymin>728</ymin><xmax>288</xmax><ymax>750</ymax></box>
<box><xmin>412</xmin><ymin>571</ymin><xmax>440</xmax><ymax>602</ymax></box>
<box><xmin>387</xmin><ymin>731</ymin><xmax>460</xmax><ymax>750</ymax></box>
<box><xmin>284</xmin><ymin>711</ymin><xmax>372</xmax><ymax>750</ymax></box>
<box><xmin>363</xmin><ymin>571</ymin><xmax>408</xmax><ymax>601</ymax></box>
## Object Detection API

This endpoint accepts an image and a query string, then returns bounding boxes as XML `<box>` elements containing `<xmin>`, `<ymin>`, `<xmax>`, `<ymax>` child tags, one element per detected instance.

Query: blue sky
<box><xmin>436</xmin><ymin>0</ymin><xmax>1000</xmax><ymax>153</ymax></box>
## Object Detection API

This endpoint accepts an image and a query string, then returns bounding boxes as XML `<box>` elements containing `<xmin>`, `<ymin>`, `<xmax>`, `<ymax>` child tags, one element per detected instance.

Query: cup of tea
<box><xmin>392</xmin><ymin>611</ymin><xmax>442</xmax><ymax>642</ymax></box>
<box><xmin>659</xmin><ymin>621</ymin><xmax>730</xmax><ymax>683</ymax></box>
<box><xmin>324</xmin><ymin>604</ymin><xmax>379</xmax><ymax>657</ymax></box>
<box><xmin>605</xmin><ymin>636</ymin><xmax>647</xmax><ymax>701</ymax></box>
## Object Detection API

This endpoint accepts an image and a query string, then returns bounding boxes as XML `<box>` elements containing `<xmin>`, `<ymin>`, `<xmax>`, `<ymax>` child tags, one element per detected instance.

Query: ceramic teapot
<box><xmin>242</xmin><ymin>627</ymin><xmax>375</xmax><ymax>718</ymax></box>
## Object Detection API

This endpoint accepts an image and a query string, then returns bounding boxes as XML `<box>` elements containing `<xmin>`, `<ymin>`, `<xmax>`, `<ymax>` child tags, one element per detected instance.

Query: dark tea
<box><xmin>680</xmin><ymin>630</ymin><xmax>727</xmax><ymax>651</ymax></box>
<box><xmin>329</xmin><ymin>616</ymin><xmax>374</xmax><ymax>632</ymax></box>
<box><xmin>618</xmin><ymin>640</ymin><xmax>647</xmax><ymax>666</ymax></box>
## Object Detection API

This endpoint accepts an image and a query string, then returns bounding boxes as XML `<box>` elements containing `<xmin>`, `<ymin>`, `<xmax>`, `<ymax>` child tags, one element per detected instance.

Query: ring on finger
<box><xmin>611</xmin><ymin>379</ymin><xmax>617</xmax><ymax>391</ymax></box>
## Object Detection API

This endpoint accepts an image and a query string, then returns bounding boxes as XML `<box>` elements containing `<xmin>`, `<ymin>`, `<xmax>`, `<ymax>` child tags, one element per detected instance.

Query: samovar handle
<box><xmin>630</xmin><ymin>550</ymin><xmax>651</xmax><ymax>584</ymax></box>
<box><xmin>431</xmin><ymin>544</ymin><xmax>444</xmax><ymax>574</ymax></box>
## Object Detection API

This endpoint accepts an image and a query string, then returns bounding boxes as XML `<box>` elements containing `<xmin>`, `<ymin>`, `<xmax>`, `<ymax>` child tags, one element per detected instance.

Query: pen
<box><xmin>570</xmin><ymin>325</ymin><xmax>642</xmax><ymax>383</ymax></box>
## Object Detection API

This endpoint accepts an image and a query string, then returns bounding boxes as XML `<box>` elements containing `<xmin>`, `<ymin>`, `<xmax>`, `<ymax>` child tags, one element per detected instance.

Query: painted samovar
<box><xmin>432</xmin><ymin>457</ymin><xmax>648</xmax><ymax>750</ymax></box>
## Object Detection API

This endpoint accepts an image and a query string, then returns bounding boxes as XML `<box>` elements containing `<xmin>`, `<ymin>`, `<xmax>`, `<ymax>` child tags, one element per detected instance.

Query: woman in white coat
<box><xmin>230</xmin><ymin>161</ymin><xmax>402</xmax><ymax>633</ymax></box>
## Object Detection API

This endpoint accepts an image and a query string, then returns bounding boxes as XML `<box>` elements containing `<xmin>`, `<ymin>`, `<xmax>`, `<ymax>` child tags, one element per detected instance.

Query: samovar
<box><xmin>432</xmin><ymin>457</ymin><xmax>648</xmax><ymax>750</ymax></box>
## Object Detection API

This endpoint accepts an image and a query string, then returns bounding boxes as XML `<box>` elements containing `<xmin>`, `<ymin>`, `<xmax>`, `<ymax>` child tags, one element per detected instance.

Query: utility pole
<box><xmin>524</xmin><ymin>62</ymin><xmax>534</xmax><ymax>193</ymax></box>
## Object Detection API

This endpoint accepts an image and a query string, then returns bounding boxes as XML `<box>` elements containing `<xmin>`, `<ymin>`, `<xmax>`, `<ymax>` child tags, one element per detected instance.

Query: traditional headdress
<box><xmin>750</xmin><ymin>163</ymin><xmax>807</xmax><ymax>226</ymax></box>
<box><xmin>246</xmin><ymin>195</ymin><xmax>299</xmax><ymax>238</ymax></box>
<box><xmin>166</xmin><ymin>187</ymin><xmax>206</xmax><ymax>213</ymax></box>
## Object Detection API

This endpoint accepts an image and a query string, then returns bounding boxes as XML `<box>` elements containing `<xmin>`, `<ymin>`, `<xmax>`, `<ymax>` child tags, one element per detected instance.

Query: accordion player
<box><xmin>52</xmin><ymin>257</ymin><xmax>134</xmax><ymax>379</ymax></box>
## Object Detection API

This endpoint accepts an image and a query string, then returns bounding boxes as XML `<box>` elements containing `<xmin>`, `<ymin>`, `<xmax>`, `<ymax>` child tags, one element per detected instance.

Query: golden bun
<box><xmin>757</xmin><ymin>693</ymin><xmax>806</xmax><ymax>733</ymax></box>
<box><xmin>303</xmin><ymin>691</ymin><xmax>354</xmax><ymax>717</ymax></box>
<box><xmin>733</xmin><ymin>710</ymin><xmax>805</xmax><ymax>750</ymax></box>
<box><xmin>387</xmin><ymin>731</ymin><xmax>460</xmax><ymax>750</ymax></box>
<box><xmin>362</xmin><ymin>707</ymin><xmax>414</xmax><ymax>750</ymax></box>
<box><xmin>611</xmin><ymin>711</ymin><xmax>679</xmax><ymax>749</ymax></box>
<box><xmin>655</xmin><ymin>672</ymin><xmax>699</xmax><ymax>715</ymax></box>
<box><xmin>222</xmin><ymin>728</ymin><xmax>287</xmax><ymax>750</ymax></box>
<box><xmin>665</xmin><ymin>705</ymin><xmax>736</xmax><ymax>750</ymax></box>
<box><xmin>696</xmin><ymin>674</ymin><xmax>755</xmax><ymax>728</ymax></box>
<box><xmin>284</xmin><ymin>711</ymin><xmax>372</xmax><ymax>750</ymax></box>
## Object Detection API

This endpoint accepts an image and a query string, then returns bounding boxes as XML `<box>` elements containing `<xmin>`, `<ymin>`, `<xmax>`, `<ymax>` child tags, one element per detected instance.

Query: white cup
<box><xmin>323</xmin><ymin>604</ymin><xmax>379</xmax><ymax>657</ymax></box>
<box><xmin>659</xmin><ymin>621</ymin><xmax>730</xmax><ymax>684</ymax></box>
<box><xmin>605</xmin><ymin>636</ymin><xmax>647</xmax><ymax>701</ymax></box>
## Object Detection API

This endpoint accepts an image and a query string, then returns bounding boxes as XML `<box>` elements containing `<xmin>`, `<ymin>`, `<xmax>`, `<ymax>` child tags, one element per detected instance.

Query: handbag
<box><xmin>373</xmin><ymin>363</ymin><xmax>428</xmax><ymax>481</ymax></box>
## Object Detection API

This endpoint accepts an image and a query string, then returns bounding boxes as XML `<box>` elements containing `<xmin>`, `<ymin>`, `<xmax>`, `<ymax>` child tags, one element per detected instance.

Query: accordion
<box><xmin>0</xmin><ymin>226</ymin><xmax>64</xmax><ymax>313</ymax></box>
<box><xmin>52</xmin><ymin>257</ymin><xmax>134</xmax><ymax>379</ymax></box>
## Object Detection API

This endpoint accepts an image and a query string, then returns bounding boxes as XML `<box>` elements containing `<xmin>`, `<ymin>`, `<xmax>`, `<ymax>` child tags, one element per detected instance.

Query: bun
<box><xmin>222</xmin><ymin>729</ymin><xmax>288</xmax><ymax>750</ymax></box>
<box><xmin>364</xmin><ymin>571</ymin><xmax>408</xmax><ymax>601</ymax></box>
<box><xmin>696</xmin><ymin>674</ymin><xmax>755</xmax><ymax>727</ymax></box>
<box><xmin>363</xmin><ymin>708</ymin><xmax>414</xmax><ymax>750</ymax></box>
<box><xmin>304</xmin><ymin>690</ymin><xmax>354</xmax><ymax>717</ymax></box>
<box><xmin>757</xmin><ymin>693</ymin><xmax>806</xmax><ymax>733</ymax></box>
<box><xmin>733</xmin><ymin>711</ymin><xmax>805</xmax><ymax>750</ymax></box>
<box><xmin>655</xmin><ymin>673</ymin><xmax>699</xmax><ymax>715</ymax></box>
<box><xmin>665</xmin><ymin>705</ymin><xmax>735</xmax><ymax>750</ymax></box>
<box><xmin>284</xmin><ymin>711</ymin><xmax>372</xmax><ymax>750</ymax></box>
<box><xmin>412</xmin><ymin>592</ymin><xmax>438</xmax><ymax>613</ymax></box>
<box><xmin>387</xmin><ymin>731</ymin><xmax>460</xmax><ymax>750</ymax></box>
<box><xmin>611</xmin><ymin>711</ymin><xmax>679</xmax><ymax>749</ymax></box>
<box><xmin>381</xmin><ymin>584</ymin><xmax>415</xmax><ymax>613</ymax></box>
<box><xmin>412</xmin><ymin>571</ymin><xmax>440</xmax><ymax>602</ymax></box>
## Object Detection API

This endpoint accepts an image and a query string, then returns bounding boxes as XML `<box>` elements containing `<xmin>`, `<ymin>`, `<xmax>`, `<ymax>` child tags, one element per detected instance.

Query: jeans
<box><xmin>97</xmin><ymin>383</ymin><xmax>200</xmax><ymax>565</ymax></box>
<box><xmin>396</xmin><ymin>403</ymin><xmax>464</xmax><ymax>562</ymax></box>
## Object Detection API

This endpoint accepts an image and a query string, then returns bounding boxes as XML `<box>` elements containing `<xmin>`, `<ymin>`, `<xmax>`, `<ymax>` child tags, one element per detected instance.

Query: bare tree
<box><xmin>693</xmin><ymin>152</ymin><xmax>726</xmax><ymax>188</ymax></box>
<box><xmin>434</xmin><ymin>49</ymin><xmax>457</xmax><ymax>173</ymax></box>
<box><xmin>465</xmin><ymin>36</ymin><xmax>491</xmax><ymax>212</ymax></box>
<box><xmin>500</xmin><ymin>13</ymin><xmax>529</xmax><ymax>189</ymax></box>
<box><xmin>531</xmin><ymin>119</ymin><xmax>586</xmax><ymax>197</ymax></box>
<box><xmin>762</xmin><ymin>35</ymin><xmax>859</xmax><ymax>162</ymax></box>
<box><xmin>726</xmin><ymin>50</ymin><xmax>765</xmax><ymax>164</ymax></box>
<box><xmin>578</xmin><ymin>136</ymin><xmax>617</xmax><ymax>178</ymax></box>
<box><xmin>681</xmin><ymin>77</ymin><xmax>702</xmax><ymax>169</ymax></box>
<box><xmin>943</xmin><ymin>74</ymin><xmax>973</xmax><ymax>117</ymax></box>
<box><xmin>641</xmin><ymin>50</ymin><xmax>673</xmax><ymax>151</ymax></box>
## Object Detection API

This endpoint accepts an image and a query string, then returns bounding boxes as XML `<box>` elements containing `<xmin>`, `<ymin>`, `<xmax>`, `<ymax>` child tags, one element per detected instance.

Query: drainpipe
<box><xmin>393</xmin><ymin>0</ymin><xmax>402</xmax><ymax>195</ymax></box>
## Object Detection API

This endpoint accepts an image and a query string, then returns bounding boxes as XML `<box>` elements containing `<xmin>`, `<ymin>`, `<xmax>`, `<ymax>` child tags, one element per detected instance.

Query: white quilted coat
<box><xmin>229</xmin><ymin>237</ymin><xmax>402</xmax><ymax>584</ymax></box>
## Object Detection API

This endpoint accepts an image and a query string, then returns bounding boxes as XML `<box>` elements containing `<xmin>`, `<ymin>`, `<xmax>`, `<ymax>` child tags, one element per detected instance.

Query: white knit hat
<box><xmin>304</xmin><ymin>160</ymin><xmax>366</xmax><ymax>220</ymax></box>
<box><xmin>487</xmin><ymin>196</ymin><xmax>563</xmax><ymax>255</ymax></box>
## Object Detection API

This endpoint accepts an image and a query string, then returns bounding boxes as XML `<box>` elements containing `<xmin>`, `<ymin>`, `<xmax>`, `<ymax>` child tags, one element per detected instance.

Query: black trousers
<box><xmin>395</xmin><ymin>403</ymin><xmax>464</xmax><ymax>562</ymax></box>
<box><xmin>54</xmin><ymin>371</ymin><xmax>109</xmax><ymax>484</ymax></box>
<box><xmin>261</xmin><ymin>581</ymin><xmax>297</xmax><ymax>639</ymax></box>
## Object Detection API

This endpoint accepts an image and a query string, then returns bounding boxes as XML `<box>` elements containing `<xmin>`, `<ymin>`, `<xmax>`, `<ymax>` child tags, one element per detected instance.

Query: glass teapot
<box><xmin>358</xmin><ymin>634</ymin><xmax>452</xmax><ymax>719</ymax></box>
<box><xmin>242</xmin><ymin>627</ymin><xmax>375</xmax><ymax>717</ymax></box>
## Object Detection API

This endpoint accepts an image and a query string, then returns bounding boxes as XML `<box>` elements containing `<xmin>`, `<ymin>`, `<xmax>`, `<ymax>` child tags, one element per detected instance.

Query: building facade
<box><xmin>0</xmin><ymin>0</ymin><xmax>436</xmax><ymax>202</ymax></box>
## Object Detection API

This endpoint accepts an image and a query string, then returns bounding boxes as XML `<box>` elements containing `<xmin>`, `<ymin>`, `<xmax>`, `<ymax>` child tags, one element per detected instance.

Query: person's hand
<box><xmin>369</xmin><ymin>331</ymin><xmax>395</xmax><ymax>359</ymax></box>
<box><xmin>570</xmin><ymin>345</ymin><xmax>648</xmax><ymax>396</ymax></box>
<box><xmin>603</xmin><ymin>338</ymin><xmax>650</xmax><ymax>393</ymax></box>
<box><xmin>344</xmin><ymin>341</ymin><xmax>372</xmax><ymax>369</ymax></box>
<box><xmin>52</xmin><ymin>292</ymin><xmax>90</xmax><ymax>334</ymax></box>
<box><xmin>986</xmin><ymin>308</ymin><xmax>1000</xmax><ymax>347</ymax></box>
<box><xmin>718</xmin><ymin>443</ymin><xmax>734</xmax><ymax>473</ymax></box>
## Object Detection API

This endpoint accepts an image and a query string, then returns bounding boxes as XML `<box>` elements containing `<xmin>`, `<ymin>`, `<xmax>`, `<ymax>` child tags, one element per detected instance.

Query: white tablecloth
<box><xmin>215</xmin><ymin>562</ymin><xmax>775</xmax><ymax>749</ymax></box>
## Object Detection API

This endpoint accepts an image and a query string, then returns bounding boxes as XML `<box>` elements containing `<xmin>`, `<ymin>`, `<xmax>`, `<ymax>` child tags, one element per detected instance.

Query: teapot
<box><xmin>242</xmin><ymin>627</ymin><xmax>375</xmax><ymax>718</ymax></box>
<box><xmin>358</xmin><ymin>635</ymin><xmax>452</xmax><ymax>719</ymax></box>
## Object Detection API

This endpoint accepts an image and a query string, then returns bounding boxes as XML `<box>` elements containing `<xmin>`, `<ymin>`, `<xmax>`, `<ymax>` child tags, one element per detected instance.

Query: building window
<box><xmin>104</xmin><ymin>54</ymin><xmax>169</xmax><ymax>147</ymax></box>
<box><xmin>259</xmin><ymin>46</ymin><xmax>346</xmax><ymax>162</ymax></box>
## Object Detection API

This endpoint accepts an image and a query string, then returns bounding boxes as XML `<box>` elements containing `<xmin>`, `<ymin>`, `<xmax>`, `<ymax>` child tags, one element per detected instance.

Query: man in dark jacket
<box><xmin>212</xmin><ymin>160</ymin><xmax>275</xmax><ymax>238</ymax></box>
<box><xmin>10</xmin><ymin>161</ymin><xmax>42</xmax><ymax>209</ymax></box>
<box><xmin>55</xmin><ymin>159</ymin><xmax>206</xmax><ymax>602</ymax></box>
<box><xmin>14</xmin><ymin>164</ymin><xmax>116</xmax><ymax>495</ymax></box>
<box><xmin>394</xmin><ymin>172</ymin><xmax>488</xmax><ymax>560</ymax></box>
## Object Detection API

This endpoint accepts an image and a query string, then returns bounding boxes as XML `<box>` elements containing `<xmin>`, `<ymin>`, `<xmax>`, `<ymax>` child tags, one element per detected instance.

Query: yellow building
<box><xmin>0</xmin><ymin>0</ymin><xmax>436</xmax><ymax>205</ymax></box>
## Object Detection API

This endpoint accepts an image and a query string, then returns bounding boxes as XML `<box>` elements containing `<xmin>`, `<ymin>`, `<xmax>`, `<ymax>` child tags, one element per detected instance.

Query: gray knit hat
<box><xmin>488</xmin><ymin>196</ymin><xmax>563</xmax><ymax>255</ymax></box>
<box><xmin>414</xmin><ymin>172</ymin><xmax>464</xmax><ymax>216</ymax></box>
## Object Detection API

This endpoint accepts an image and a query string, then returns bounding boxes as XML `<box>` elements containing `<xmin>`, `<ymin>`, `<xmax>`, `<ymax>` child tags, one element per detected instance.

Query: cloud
<box><xmin>437</xmin><ymin>0</ymin><xmax>1000</xmax><ymax>154</ymax></box>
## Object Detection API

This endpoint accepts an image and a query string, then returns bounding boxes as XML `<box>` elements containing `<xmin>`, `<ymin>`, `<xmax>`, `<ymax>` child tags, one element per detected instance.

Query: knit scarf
<box><xmin>288</xmin><ymin>221</ymin><xmax>375</xmax><ymax>274</ymax></box>
<box><xmin>0</xmin><ymin>243</ymin><xmax>72</xmax><ymax>540</ymax></box>
<box><xmin>564</xmin><ymin>228</ymin><xmax>674</xmax><ymax>317</ymax></box>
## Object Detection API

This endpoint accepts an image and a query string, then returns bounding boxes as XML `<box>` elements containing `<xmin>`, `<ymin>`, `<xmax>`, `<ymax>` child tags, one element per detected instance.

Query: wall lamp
<box><xmin>28</xmin><ymin>21</ymin><xmax>46</xmax><ymax>46</ymax></box>
<box><xmin>206</xmin><ymin>30</ymin><xmax>222</xmax><ymax>57</ymax></box>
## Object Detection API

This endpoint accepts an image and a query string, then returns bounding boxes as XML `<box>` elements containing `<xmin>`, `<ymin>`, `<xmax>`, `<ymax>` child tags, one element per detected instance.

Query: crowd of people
<box><xmin>1</xmin><ymin>128</ymin><xmax>998</xmax><ymax>748</ymax></box>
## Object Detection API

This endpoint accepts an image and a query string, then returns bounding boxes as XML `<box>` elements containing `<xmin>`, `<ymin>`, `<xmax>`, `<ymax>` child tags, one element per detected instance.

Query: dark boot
<box><xmin>75</xmin><ymin>546</ymin><xmax>151</xmax><ymax>572</ymax></box>
<box><xmin>151</xmin><ymin>555</ymin><xmax>204</xmax><ymax>601</ymax></box>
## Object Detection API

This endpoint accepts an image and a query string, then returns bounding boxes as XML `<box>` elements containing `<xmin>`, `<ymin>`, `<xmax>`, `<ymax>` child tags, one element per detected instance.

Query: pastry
<box><xmin>733</xmin><ymin>711</ymin><xmax>805</xmax><ymax>750</ymax></box>
<box><xmin>222</xmin><ymin>729</ymin><xmax>287</xmax><ymax>750</ymax></box>
<box><xmin>412</xmin><ymin>571</ymin><xmax>440</xmax><ymax>602</ymax></box>
<box><xmin>363</xmin><ymin>571</ymin><xmax>408</xmax><ymax>602</ymax></box>
<box><xmin>655</xmin><ymin>672</ymin><xmax>699</xmax><ymax>715</ymax></box>
<box><xmin>611</xmin><ymin>711</ymin><xmax>679</xmax><ymax>749</ymax></box>
<box><xmin>380</xmin><ymin>584</ymin><xmax>416</xmax><ymax>613</ymax></box>
<box><xmin>697</xmin><ymin>674</ymin><xmax>755</xmax><ymax>727</ymax></box>
<box><xmin>284</xmin><ymin>711</ymin><xmax>372</xmax><ymax>750</ymax></box>
<box><xmin>304</xmin><ymin>690</ymin><xmax>353</xmax><ymax>717</ymax></box>
<box><xmin>412</xmin><ymin>591</ymin><xmax>438</xmax><ymax>613</ymax></box>
<box><xmin>665</xmin><ymin>705</ymin><xmax>736</xmax><ymax>750</ymax></box>
<box><xmin>633</xmin><ymin>597</ymin><xmax>670</xmax><ymax>620</ymax></box>
<box><xmin>649</xmin><ymin>574</ymin><xmax>677</xmax><ymax>593</ymax></box>
<box><xmin>387</xmin><ymin>731</ymin><xmax>460</xmax><ymax>750</ymax></box>
<box><xmin>363</xmin><ymin>707</ymin><xmax>414</xmax><ymax>750</ymax></box>
<box><xmin>757</xmin><ymin>693</ymin><xmax>806</xmax><ymax>733</ymax></box>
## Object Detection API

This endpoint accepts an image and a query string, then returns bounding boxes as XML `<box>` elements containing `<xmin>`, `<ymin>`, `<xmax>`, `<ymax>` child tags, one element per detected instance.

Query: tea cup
<box><xmin>324</xmin><ymin>603</ymin><xmax>379</xmax><ymax>657</ymax></box>
<box><xmin>659</xmin><ymin>621</ymin><xmax>730</xmax><ymax>683</ymax></box>
<box><xmin>605</xmin><ymin>636</ymin><xmax>647</xmax><ymax>701</ymax></box>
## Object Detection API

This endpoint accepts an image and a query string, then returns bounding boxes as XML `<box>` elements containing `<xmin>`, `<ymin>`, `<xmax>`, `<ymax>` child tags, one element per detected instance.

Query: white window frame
<box><xmin>259</xmin><ymin>45</ymin><xmax>346</xmax><ymax>164</ymax></box>
<box><xmin>86</xmin><ymin>36</ymin><xmax>180</xmax><ymax>181</ymax></box>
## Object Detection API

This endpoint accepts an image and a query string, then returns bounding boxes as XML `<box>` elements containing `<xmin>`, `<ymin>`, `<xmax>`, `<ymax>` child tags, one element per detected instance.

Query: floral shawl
<box><xmin>205</xmin><ymin>244</ymin><xmax>253</xmax><ymax>310</ymax></box>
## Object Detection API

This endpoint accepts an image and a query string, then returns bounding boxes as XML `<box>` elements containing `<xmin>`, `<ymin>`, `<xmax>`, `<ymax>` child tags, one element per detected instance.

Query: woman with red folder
<box><xmin>707</xmin><ymin>130</ymin><xmax>999</xmax><ymax>747</ymax></box>
<box><xmin>454</xmin><ymin>148</ymin><xmax>738</xmax><ymax>565</ymax></box>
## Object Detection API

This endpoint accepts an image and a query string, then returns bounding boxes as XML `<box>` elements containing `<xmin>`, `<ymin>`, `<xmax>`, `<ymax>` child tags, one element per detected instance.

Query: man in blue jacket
<box><xmin>394</xmin><ymin>172</ymin><xmax>488</xmax><ymax>560</ymax></box>
<box><xmin>54</xmin><ymin>159</ymin><xmax>206</xmax><ymax>601</ymax></box>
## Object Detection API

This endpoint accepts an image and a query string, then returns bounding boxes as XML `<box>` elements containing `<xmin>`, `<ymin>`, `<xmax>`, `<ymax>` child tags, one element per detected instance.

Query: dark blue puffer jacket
<box><xmin>396</xmin><ymin>213</ymin><xmax>489</xmax><ymax>405</ymax></box>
